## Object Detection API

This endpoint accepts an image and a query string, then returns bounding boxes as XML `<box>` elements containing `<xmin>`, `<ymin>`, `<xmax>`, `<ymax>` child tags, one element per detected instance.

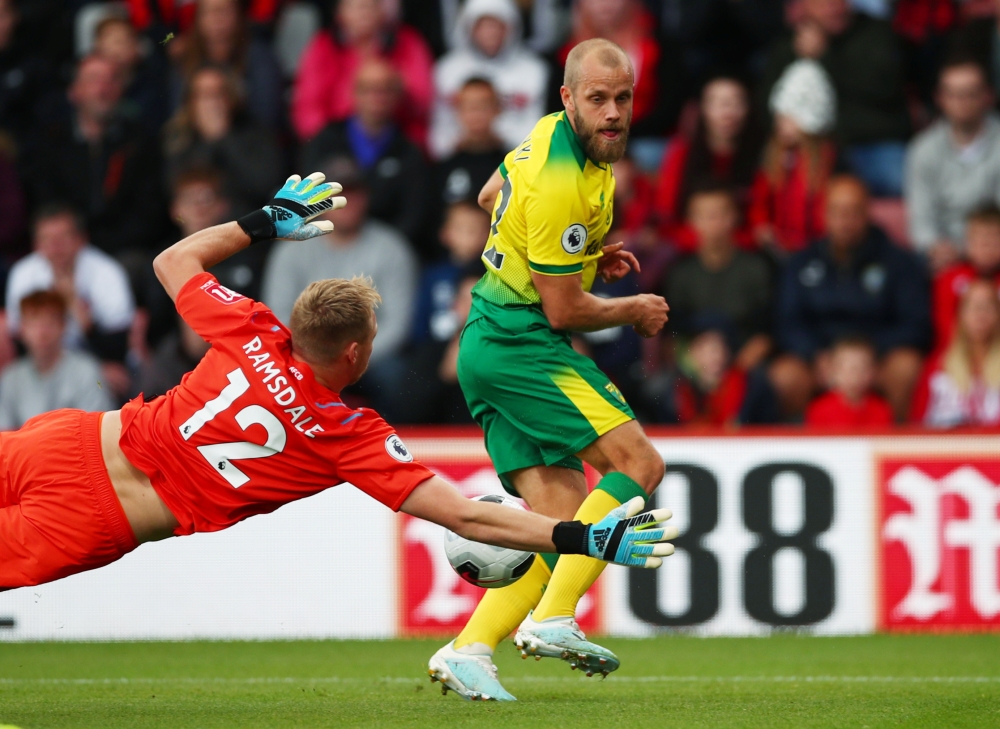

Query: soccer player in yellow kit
<box><xmin>428</xmin><ymin>39</ymin><xmax>671</xmax><ymax>701</ymax></box>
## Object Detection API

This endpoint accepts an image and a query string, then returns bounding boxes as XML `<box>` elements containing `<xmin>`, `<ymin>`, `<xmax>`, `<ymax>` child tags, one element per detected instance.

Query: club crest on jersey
<box><xmin>385</xmin><ymin>434</ymin><xmax>413</xmax><ymax>462</ymax></box>
<box><xmin>561</xmin><ymin>223</ymin><xmax>588</xmax><ymax>255</ymax></box>
<box><xmin>201</xmin><ymin>280</ymin><xmax>245</xmax><ymax>305</ymax></box>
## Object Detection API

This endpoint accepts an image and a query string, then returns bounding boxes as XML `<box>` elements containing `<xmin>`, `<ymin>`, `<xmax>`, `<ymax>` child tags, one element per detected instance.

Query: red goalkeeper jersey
<box><xmin>118</xmin><ymin>272</ymin><xmax>434</xmax><ymax>536</ymax></box>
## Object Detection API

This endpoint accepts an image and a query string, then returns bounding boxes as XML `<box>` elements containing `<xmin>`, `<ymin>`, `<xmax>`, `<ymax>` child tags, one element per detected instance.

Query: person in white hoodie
<box><xmin>429</xmin><ymin>0</ymin><xmax>550</xmax><ymax>160</ymax></box>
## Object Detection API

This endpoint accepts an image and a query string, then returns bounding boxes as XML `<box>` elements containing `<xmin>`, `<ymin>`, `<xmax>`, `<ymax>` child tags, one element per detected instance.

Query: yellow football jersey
<box><xmin>473</xmin><ymin>111</ymin><xmax>615</xmax><ymax>307</ymax></box>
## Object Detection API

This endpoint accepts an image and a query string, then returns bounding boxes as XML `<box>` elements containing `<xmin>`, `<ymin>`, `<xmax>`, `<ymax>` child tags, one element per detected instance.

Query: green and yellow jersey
<box><xmin>473</xmin><ymin>111</ymin><xmax>615</xmax><ymax>309</ymax></box>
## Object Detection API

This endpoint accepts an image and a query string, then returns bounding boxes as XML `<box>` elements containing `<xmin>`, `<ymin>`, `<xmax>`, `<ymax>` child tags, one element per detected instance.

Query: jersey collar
<box><xmin>554</xmin><ymin>111</ymin><xmax>589</xmax><ymax>172</ymax></box>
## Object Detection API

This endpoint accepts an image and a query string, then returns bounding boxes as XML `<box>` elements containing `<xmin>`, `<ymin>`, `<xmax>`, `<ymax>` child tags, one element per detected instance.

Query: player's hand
<box><xmin>584</xmin><ymin>497</ymin><xmax>677</xmax><ymax>568</ymax></box>
<box><xmin>597</xmin><ymin>241</ymin><xmax>640</xmax><ymax>284</ymax></box>
<box><xmin>633</xmin><ymin>294</ymin><xmax>669</xmax><ymax>338</ymax></box>
<box><xmin>264</xmin><ymin>173</ymin><xmax>347</xmax><ymax>241</ymax></box>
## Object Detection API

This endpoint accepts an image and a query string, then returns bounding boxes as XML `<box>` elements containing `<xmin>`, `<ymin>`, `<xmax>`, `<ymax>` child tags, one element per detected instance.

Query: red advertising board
<box><xmin>880</xmin><ymin>458</ymin><xmax>1000</xmax><ymax>631</ymax></box>
<box><xmin>398</xmin><ymin>460</ymin><xmax>601</xmax><ymax>636</ymax></box>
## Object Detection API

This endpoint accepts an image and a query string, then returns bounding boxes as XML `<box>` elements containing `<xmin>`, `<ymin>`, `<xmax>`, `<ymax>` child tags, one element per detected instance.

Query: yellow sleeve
<box><xmin>523</xmin><ymin>165</ymin><xmax>591</xmax><ymax>276</ymax></box>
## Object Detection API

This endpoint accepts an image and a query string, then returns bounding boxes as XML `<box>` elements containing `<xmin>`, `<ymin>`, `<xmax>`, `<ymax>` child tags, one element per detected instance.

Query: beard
<box><xmin>573</xmin><ymin>107</ymin><xmax>631</xmax><ymax>163</ymax></box>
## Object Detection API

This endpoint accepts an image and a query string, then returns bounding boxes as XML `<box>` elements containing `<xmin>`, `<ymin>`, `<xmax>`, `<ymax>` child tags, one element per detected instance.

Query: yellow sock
<box><xmin>532</xmin><ymin>472</ymin><xmax>646</xmax><ymax>622</ymax></box>
<box><xmin>454</xmin><ymin>555</ymin><xmax>553</xmax><ymax>652</ymax></box>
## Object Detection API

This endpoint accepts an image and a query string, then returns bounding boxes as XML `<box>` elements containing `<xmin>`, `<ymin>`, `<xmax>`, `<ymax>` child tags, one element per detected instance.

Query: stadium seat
<box><xmin>274</xmin><ymin>2</ymin><xmax>321</xmax><ymax>78</ymax></box>
<box><xmin>75</xmin><ymin>2</ymin><xmax>128</xmax><ymax>57</ymax></box>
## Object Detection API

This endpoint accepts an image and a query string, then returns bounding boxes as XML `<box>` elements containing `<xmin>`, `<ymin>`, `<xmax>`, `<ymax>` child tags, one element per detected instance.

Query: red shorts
<box><xmin>0</xmin><ymin>409</ymin><xmax>138</xmax><ymax>589</ymax></box>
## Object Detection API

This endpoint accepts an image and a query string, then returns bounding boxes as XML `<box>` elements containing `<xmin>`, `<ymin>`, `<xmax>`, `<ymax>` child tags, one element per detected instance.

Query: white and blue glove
<box><xmin>237</xmin><ymin>172</ymin><xmax>347</xmax><ymax>243</ymax></box>
<box><xmin>554</xmin><ymin>497</ymin><xmax>677</xmax><ymax>568</ymax></box>
<box><xmin>585</xmin><ymin>497</ymin><xmax>677</xmax><ymax>568</ymax></box>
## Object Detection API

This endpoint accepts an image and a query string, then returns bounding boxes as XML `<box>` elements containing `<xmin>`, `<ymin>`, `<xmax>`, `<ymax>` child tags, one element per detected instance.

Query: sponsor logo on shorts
<box><xmin>201</xmin><ymin>281</ymin><xmax>245</xmax><ymax>305</ymax></box>
<box><xmin>385</xmin><ymin>434</ymin><xmax>413</xmax><ymax>462</ymax></box>
<box><xmin>561</xmin><ymin>223</ymin><xmax>588</xmax><ymax>255</ymax></box>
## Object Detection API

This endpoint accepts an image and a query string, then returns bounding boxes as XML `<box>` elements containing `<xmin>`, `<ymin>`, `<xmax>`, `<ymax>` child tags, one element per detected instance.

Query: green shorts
<box><xmin>457</xmin><ymin>295</ymin><xmax>634</xmax><ymax>496</ymax></box>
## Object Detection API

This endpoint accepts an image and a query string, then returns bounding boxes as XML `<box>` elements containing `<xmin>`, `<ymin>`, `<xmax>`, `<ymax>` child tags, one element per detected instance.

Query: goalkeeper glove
<box><xmin>237</xmin><ymin>172</ymin><xmax>347</xmax><ymax>243</ymax></box>
<box><xmin>553</xmin><ymin>496</ymin><xmax>677</xmax><ymax>568</ymax></box>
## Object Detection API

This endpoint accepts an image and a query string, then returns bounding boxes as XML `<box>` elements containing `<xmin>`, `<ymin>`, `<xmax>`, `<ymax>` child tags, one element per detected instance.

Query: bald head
<box><xmin>564</xmin><ymin>38</ymin><xmax>632</xmax><ymax>90</ymax></box>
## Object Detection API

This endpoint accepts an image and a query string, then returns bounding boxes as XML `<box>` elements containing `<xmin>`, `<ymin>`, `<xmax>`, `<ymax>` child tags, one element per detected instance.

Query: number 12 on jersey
<box><xmin>178</xmin><ymin>368</ymin><xmax>287</xmax><ymax>488</ymax></box>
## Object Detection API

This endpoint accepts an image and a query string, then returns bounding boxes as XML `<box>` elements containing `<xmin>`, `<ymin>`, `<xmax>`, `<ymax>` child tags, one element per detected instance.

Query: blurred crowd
<box><xmin>2</xmin><ymin>0</ymin><xmax>1000</xmax><ymax>430</ymax></box>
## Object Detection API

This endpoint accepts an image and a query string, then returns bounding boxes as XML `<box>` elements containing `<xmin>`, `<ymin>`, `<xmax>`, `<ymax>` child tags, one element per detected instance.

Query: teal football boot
<box><xmin>514</xmin><ymin>611</ymin><xmax>619</xmax><ymax>677</ymax></box>
<box><xmin>427</xmin><ymin>641</ymin><xmax>517</xmax><ymax>701</ymax></box>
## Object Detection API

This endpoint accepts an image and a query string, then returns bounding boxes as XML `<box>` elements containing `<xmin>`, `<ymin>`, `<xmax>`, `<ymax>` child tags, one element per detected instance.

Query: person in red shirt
<box><xmin>806</xmin><ymin>337</ymin><xmax>894</xmax><ymax>427</ymax></box>
<box><xmin>749</xmin><ymin>60</ymin><xmax>838</xmax><ymax>256</ymax></box>
<box><xmin>654</xmin><ymin>75</ymin><xmax>761</xmax><ymax>252</ymax></box>
<box><xmin>291</xmin><ymin>0</ymin><xmax>433</xmax><ymax>144</ymax></box>
<box><xmin>932</xmin><ymin>205</ymin><xmax>1000</xmax><ymax>351</ymax></box>
<box><xmin>0</xmin><ymin>172</ymin><xmax>677</xmax><ymax>591</ymax></box>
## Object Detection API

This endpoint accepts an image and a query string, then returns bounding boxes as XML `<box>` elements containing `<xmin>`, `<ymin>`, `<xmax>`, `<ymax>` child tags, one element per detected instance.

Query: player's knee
<box><xmin>621</xmin><ymin>446</ymin><xmax>664</xmax><ymax>496</ymax></box>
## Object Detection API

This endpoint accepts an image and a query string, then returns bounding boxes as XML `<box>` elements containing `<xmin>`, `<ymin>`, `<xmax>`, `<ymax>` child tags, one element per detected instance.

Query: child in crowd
<box><xmin>0</xmin><ymin>291</ymin><xmax>111</xmax><ymax>430</ymax></box>
<box><xmin>396</xmin><ymin>202</ymin><xmax>490</xmax><ymax>423</ymax></box>
<box><xmin>932</xmin><ymin>205</ymin><xmax>1000</xmax><ymax>350</ymax></box>
<box><xmin>642</xmin><ymin>325</ymin><xmax>778</xmax><ymax>426</ymax></box>
<box><xmin>805</xmin><ymin>337</ymin><xmax>893</xmax><ymax>427</ymax></box>
<box><xmin>749</xmin><ymin>59</ymin><xmax>838</xmax><ymax>255</ymax></box>
<box><xmin>411</xmin><ymin>201</ymin><xmax>490</xmax><ymax>346</ymax></box>
<box><xmin>912</xmin><ymin>278</ymin><xmax>1000</xmax><ymax>427</ymax></box>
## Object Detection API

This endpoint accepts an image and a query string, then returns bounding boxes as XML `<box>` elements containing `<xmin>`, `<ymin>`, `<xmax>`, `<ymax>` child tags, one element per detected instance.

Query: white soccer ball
<box><xmin>444</xmin><ymin>494</ymin><xmax>536</xmax><ymax>588</ymax></box>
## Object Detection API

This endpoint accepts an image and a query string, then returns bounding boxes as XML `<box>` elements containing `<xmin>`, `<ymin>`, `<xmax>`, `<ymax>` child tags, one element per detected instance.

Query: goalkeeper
<box><xmin>428</xmin><ymin>39</ymin><xmax>671</xmax><ymax>702</ymax></box>
<box><xmin>0</xmin><ymin>172</ymin><xmax>677</xmax><ymax>605</ymax></box>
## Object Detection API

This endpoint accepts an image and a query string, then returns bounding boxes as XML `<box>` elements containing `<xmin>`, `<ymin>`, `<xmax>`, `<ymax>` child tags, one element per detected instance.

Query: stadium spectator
<box><xmin>133</xmin><ymin>317</ymin><xmax>209</xmax><ymax>398</ymax></box>
<box><xmin>912</xmin><ymin>277</ymin><xmax>1000</xmax><ymax>426</ymax></box>
<box><xmin>410</xmin><ymin>201</ymin><xmax>490</xmax><ymax>347</ymax></box>
<box><xmin>23</xmin><ymin>54</ymin><xmax>166</xmax><ymax>267</ymax></box>
<box><xmin>659</xmin><ymin>0</ymin><xmax>785</xmax><ymax>79</ymax></box>
<box><xmin>610</xmin><ymin>158</ymin><xmax>662</xmax><ymax>292</ymax></box>
<box><xmin>654</xmin><ymin>75</ymin><xmax>761</xmax><ymax>252</ymax></box>
<box><xmin>775</xmin><ymin>175</ymin><xmax>930</xmax><ymax>421</ymax></box>
<box><xmin>126</xmin><ymin>0</ymin><xmax>283</xmax><ymax>37</ymax></box>
<box><xmin>427</xmin><ymin>78</ymin><xmax>507</xmax><ymax>255</ymax></box>
<box><xmin>0</xmin><ymin>0</ymin><xmax>55</xmax><ymax>151</ymax></box>
<box><xmin>932</xmin><ymin>205</ymin><xmax>1000</xmax><ymax>350</ymax></box>
<box><xmin>0</xmin><ymin>290</ymin><xmax>112</xmax><ymax>431</ymax></box>
<box><xmin>145</xmin><ymin>166</ymin><xmax>272</xmax><ymax>349</ymax></box>
<box><xmin>662</xmin><ymin>185</ymin><xmax>773</xmax><ymax>372</ymax></box>
<box><xmin>553</xmin><ymin>0</ymin><xmax>683</xmax><ymax>148</ymax></box>
<box><xmin>641</xmin><ymin>327</ymin><xmax>779</xmax><ymax>425</ymax></box>
<box><xmin>805</xmin><ymin>337</ymin><xmax>894</xmax><ymax>426</ymax></box>
<box><xmin>261</xmin><ymin>157</ymin><xmax>417</xmax><ymax>419</ymax></box>
<box><xmin>291</xmin><ymin>0</ymin><xmax>433</xmax><ymax>144</ymax></box>
<box><xmin>5</xmin><ymin>204</ymin><xmax>135</xmax><ymax>368</ymax></box>
<box><xmin>170</xmin><ymin>0</ymin><xmax>284</xmax><ymax>130</ymax></box>
<box><xmin>401</xmin><ymin>202</ymin><xmax>490</xmax><ymax>425</ymax></box>
<box><xmin>749</xmin><ymin>59</ymin><xmax>838</xmax><ymax>255</ymax></box>
<box><xmin>163</xmin><ymin>65</ymin><xmax>284</xmax><ymax>218</ymax></box>
<box><xmin>93</xmin><ymin>13</ymin><xmax>170</xmax><ymax>135</ymax></box>
<box><xmin>429</xmin><ymin>0</ymin><xmax>549</xmax><ymax>160</ymax></box>
<box><xmin>757</xmin><ymin>0</ymin><xmax>910</xmax><ymax>196</ymax></box>
<box><xmin>298</xmin><ymin>58</ymin><xmax>428</xmax><ymax>249</ymax></box>
<box><xmin>401</xmin><ymin>0</ymin><xmax>568</xmax><ymax>56</ymax></box>
<box><xmin>945</xmin><ymin>0</ymin><xmax>1000</xmax><ymax>100</ymax></box>
<box><xmin>905</xmin><ymin>58</ymin><xmax>1000</xmax><ymax>272</ymax></box>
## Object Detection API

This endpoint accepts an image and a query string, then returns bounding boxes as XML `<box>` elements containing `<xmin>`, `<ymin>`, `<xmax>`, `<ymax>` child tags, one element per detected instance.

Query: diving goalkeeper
<box><xmin>0</xmin><ymin>173</ymin><xmax>677</xmax><ymax>598</ymax></box>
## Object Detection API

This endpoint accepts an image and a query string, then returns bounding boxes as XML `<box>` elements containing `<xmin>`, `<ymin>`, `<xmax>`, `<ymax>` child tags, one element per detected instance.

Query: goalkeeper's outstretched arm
<box><xmin>154</xmin><ymin>172</ymin><xmax>346</xmax><ymax>302</ymax></box>
<box><xmin>400</xmin><ymin>475</ymin><xmax>678</xmax><ymax>569</ymax></box>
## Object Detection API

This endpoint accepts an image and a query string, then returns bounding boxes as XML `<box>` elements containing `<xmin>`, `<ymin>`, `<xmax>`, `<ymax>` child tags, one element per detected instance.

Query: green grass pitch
<box><xmin>1</xmin><ymin>635</ymin><xmax>998</xmax><ymax>728</ymax></box>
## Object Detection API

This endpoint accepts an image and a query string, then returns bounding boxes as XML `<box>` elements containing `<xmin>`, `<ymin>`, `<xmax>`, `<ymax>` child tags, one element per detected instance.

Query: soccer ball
<box><xmin>444</xmin><ymin>494</ymin><xmax>536</xmax><ymax>588</ymax></box>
